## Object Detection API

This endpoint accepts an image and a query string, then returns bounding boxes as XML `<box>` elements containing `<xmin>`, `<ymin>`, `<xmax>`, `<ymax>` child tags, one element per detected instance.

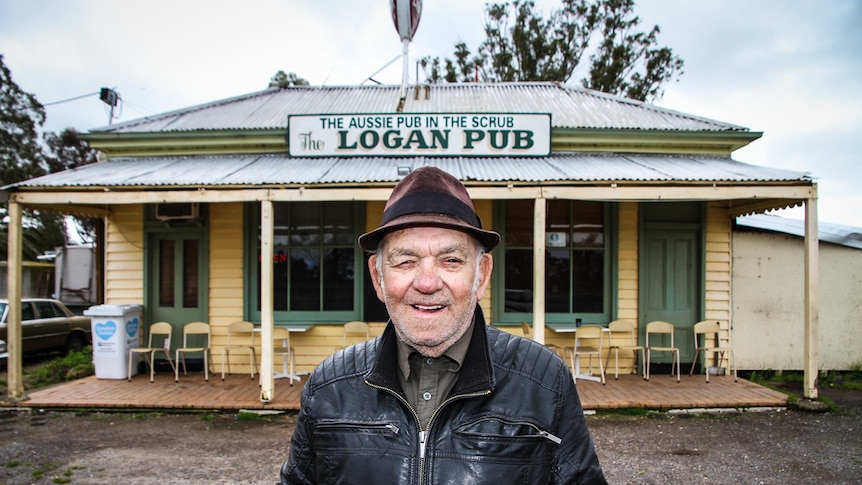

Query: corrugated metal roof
<box><xmin>92</xmin><ymin>83</ymin><xmax>749</xmax><ymax>134</ymax></box>
<box><xmin>736</xmin><ymin>214</ymin><xmax>862</xmax><ymax>250</ymax></box>
<box><xmin>11</xmin><ymin>153</ymin><xmax>810</xmax><ymax>190</ymax></box>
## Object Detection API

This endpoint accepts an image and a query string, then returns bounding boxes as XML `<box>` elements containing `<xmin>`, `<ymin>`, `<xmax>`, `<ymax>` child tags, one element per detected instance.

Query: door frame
<box><xmin>638</xmin><ymin>222</ymin><xmax>702</xmax><ymax>369</ymax></box>
<box><xmin>144</xmin><ymin>222</ymin><xmax>209</xmax><ymax>352</ymax></box>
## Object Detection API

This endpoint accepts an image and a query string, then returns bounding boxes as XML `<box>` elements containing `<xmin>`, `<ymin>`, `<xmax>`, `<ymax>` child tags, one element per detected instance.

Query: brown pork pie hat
<box><xmin>358</xmin><ymin>166</ymin><xmax>500</xmax><ymax>252</ymax></box>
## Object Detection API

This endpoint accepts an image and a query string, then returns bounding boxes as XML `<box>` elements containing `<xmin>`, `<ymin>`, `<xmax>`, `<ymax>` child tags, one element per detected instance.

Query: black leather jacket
<box><xmin>282</xmin><ymin>308</ymin><xmax>606</xmax><ymax>484</ymax></box>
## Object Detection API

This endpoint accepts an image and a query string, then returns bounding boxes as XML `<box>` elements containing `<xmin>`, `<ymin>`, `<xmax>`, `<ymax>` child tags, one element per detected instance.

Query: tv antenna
<box><xmin>98</xmin><ymin>88</ymin><xmax>121</xmax><ymax>125</ymax></box>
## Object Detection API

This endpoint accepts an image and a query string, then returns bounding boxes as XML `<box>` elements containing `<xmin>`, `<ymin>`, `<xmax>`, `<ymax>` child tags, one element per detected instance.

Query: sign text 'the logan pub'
<box><xmin>288</xmin><ymin>113</ymin><xmax>551</xmax><ymax>157</ymax></box>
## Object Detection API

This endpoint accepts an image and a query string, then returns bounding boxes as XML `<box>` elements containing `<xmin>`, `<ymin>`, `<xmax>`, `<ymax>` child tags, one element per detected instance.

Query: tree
<box><xmin>42</xmin><ymin>128</ymin><xmax>99</xmax><ymax>174</ymax></box>
<box><xmin>42</xmin><ymin>128</ymin><xmax>100</xmax><ymax>244</ymax></box>
<box><xmin>419</xmin><ymin>0</ymin><xmax>683</xmax><ymax>102</ymax></box>
<box><xmin>0</xmin><ymin>54</ymin><xmax>46</xmax><ymax>185</ymax></box>
<box><xmin>0</xmin><ymin>55</ymin><xmax>100</xmax><ymax>260</ymax></box>
<box><xmin>268</xmin><ymin>71</ymin><xmax>310</xmax><ymax>88</ymax></box>
<box><xmin>585</xmin><ymin>0</ymin><xmax>684</xmax><ymax>100</ymax></box>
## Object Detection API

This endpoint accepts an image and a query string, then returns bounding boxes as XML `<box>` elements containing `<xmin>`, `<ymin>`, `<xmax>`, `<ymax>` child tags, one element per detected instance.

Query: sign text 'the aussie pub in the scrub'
<box><xmin>288</xmin><ymin>113</ymin><xmax>551</xmax><ymax>157</ymax></box>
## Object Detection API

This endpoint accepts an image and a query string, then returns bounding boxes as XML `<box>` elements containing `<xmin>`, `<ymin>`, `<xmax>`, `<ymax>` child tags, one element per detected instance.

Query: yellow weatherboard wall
<box><xmin>105</xmin><ymin>205</ymin><xmax>144</xmax><ymax>305</ymax></box>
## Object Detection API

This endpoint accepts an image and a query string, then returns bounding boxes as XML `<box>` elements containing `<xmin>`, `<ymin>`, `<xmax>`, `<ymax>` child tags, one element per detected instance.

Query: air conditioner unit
<box><xmin>155</xmin><ymin>203</ymin><xmax>200</xmax><ymax>221</ymax></box>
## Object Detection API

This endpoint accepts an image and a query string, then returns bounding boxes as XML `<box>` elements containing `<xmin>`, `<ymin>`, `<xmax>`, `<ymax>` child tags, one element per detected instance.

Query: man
<box><xmin>282</xmin><ymin>166</ymin><xmax>606</xmax><ymax>484</ymax></box>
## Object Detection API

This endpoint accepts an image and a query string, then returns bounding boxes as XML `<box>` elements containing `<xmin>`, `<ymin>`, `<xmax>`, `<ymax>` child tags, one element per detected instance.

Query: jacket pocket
<box><xmin>312</xmin><ymin>420</ymin><xmax>415</xmax><ymax>484</ymax></box>
<box><xmin>434</xmin><ymin>416</ymin><xmax>558</xmax><ymax>483</ymax></box>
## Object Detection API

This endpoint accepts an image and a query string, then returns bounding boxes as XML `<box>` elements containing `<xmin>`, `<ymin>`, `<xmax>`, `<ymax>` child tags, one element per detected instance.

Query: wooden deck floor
<box><xmin>1</xmin><ymin>370</ymin><xmax>787</xmax><ymax>412</ymax></box>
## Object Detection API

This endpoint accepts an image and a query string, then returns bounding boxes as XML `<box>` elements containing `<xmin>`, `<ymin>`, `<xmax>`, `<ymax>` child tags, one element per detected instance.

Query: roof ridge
<box><xmin>88</xmin><ymin>83</ymin><xmax>753</xmax><ymax>135</ymax></box>
<box><xmin>94</xmin><ymin>87</ymin><xmax>282</xmax><ymax>132</ymax></box>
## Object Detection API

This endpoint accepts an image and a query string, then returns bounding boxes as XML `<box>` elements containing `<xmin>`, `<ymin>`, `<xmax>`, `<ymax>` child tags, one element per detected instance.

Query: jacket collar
<box><xmin>365</xmin><ymin>306</ymin><xmax>495</xmax><ymax>399</ymax></box>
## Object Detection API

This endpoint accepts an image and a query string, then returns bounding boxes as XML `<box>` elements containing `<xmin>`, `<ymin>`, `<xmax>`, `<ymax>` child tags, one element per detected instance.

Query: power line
<box><xmin>43</xmin><ymin>91</ymin><xmax>101</xmax><ymax>106</ymax></box>
<box><xmin>43</xmin><ymin>88</ymin><xmax>122</xmax><ymax>125</ymax></box>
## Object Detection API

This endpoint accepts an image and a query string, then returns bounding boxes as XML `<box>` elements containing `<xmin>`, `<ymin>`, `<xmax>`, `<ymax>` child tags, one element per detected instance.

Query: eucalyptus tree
<box><xmin>0</xmin><ymin>55</ymin><xmax>98</xmax><ymax>259</ymax></box>
<box><xmin>420</xmin><ymin>0</ymin><xmax>683</xmax><ymax>102</ymax></box>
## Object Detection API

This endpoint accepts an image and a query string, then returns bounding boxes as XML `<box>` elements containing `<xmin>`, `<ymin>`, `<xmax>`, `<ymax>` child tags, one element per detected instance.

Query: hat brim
<box><xmin>359</xmin><ymin>213</ymin><xmax>500</xmax><ymax>252</ymax></box>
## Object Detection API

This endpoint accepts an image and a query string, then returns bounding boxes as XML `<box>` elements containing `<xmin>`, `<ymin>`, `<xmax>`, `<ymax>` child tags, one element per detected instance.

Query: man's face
<box><xmin>369</xmin><ymin>226</ymin><xmax>493</xmax><ymax>358</ymax></box>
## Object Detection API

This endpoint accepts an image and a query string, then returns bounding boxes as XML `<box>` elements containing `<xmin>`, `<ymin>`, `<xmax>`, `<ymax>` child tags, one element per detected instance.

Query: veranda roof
<box><xmin>9</xmin><ymin>153</ymin><xmax>809</xmax><ymax>190</ymax></box>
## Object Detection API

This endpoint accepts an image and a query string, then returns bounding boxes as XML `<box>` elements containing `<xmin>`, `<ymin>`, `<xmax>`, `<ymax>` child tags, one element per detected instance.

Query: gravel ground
<box><xmin>0</xmin><ymin>386</ymin><xmax>858</xmax><ymax>484</ymax></box>
<box><xmin>592</xmin><ymin>406</ymin><xmax>861</xmax><ymax>484</ymax></box>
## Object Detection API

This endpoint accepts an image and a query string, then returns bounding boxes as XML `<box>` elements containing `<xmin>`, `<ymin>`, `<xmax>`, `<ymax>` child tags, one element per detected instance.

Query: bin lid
<box><xmin>83</xmin><ymin>304</ymin><xmax>143</xmax><ymax>317</ymax></box>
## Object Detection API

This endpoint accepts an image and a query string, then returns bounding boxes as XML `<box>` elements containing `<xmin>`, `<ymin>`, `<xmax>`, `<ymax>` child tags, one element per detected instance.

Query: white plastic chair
<box><xmin>272</xmin><ymin>327</ymin><xmax>298</xmax><ymax>387</ymax></box>
<box><xmin>339</xmin><ymin>321</ymin><xmax>370</xmax><ymax>349</ymax></box>
<box><xmin>128</xmin><ymin>321</ymin><xmax>176</xmax><ymax>383</ymax></box>
<box><xmin>689</xmin><ymin>320</ymin><xmax>738</xmax><ymax>383</ymax></box>
<box><xmin>645</xmin><ymin>321</ymin><xmax>680</xmax><ymax>383</ymax></box>
<box><xmin>608</xmin><ymin>319</ymin><xmax>645</xmax><ymax>380</ymax></box>
<box><xmin>175</xmin><ymin>321</ymin><xmax>212</xmax><ymax>382</ymax></box>
<box><xmin>221</xmin><ymin>320</ymin><xmax>257</xmax><ymax>380</ymax></box>
<box><xmin>522</xmin><ymin>321</ymin><xmax>563</xmax><ymax>357</ymax></box>
<box><xmin>565</xmin><ymin>325</ymin><xmax>606</xmax><ymax>385</ymax></box>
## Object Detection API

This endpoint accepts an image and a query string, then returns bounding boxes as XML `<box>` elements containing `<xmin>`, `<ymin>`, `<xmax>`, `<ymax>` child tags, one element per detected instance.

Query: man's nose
<box><xmin>413</xmin><ymin>261</ymin><xmax>443</xmax><ymax>293</ymax></box>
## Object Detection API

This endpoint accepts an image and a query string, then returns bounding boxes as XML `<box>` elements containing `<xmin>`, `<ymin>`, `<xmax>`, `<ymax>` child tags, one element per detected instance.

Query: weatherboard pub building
<box><xmin>2</xmin><ymin>83</ymin><xmax>820</xmax><ymax>402</ymax></box>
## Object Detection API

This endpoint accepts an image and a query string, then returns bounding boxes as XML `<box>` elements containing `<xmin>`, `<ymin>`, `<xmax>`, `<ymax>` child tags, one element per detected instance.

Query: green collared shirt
<box><xmin>396</xmin><ymin>320</ymin><xmax>473</xmax><ymax>430</ymax></box>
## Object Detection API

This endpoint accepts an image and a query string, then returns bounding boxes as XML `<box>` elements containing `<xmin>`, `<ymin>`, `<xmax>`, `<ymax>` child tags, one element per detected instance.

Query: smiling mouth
<box><xmin>412</xmin><ymin>304</ymin><xmax>445</xmax><ymax>312</ymax></box>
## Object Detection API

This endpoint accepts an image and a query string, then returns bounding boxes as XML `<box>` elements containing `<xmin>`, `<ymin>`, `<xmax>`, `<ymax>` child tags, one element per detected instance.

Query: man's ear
<box><xmin>368</xmin><ymin>254</ymin><xmax>385</xmax><ymax>302</ymax></box>
<box><xmin>476</xmin><ymin>252</ymin><xmax>493</xmax><ymax>298</ymax></box>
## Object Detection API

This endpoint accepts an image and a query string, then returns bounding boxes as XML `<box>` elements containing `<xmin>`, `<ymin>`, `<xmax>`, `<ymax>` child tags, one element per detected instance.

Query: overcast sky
<box><xmin>2</xmin><ymin>0</ymin><xmax>860</xmax><ymax>227</ymax></box>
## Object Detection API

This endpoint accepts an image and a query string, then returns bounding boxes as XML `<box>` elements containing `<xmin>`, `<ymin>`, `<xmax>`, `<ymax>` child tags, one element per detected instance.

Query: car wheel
<box><xmin>64</xmin><ymin>333</ymin><xmax>87</xmax><ymax>354</ymax></box>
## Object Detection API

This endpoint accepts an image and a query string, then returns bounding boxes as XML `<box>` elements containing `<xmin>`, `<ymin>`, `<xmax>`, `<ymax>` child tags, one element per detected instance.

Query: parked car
<box><xmin>0</xmin><ymin>299</ymin><xmax>91</xmax><ymax>356</ymax></box>
<box><xmin>0</xmin><ymin>339</ymin><xmax>7</xmax><ymax>367</ymax></box>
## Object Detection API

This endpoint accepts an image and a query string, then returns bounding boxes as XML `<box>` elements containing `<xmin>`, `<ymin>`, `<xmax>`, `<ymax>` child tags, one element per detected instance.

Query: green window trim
<box><xmin>243</xmin><ymin>201</ymin><xmax>365</xmax><ymax>325</ymax></box>
<box><xmin>493</xmin><ymin>200</ymin><xmax>616</xmax><ymax>326</ymax></box>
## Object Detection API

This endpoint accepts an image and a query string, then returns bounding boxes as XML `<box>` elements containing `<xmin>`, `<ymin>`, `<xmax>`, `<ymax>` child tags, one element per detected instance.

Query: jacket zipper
<box><xmin>464</xmin><ymin>416</ymin><xmax>563</xmax><ymax>444</ymax></box>
<box><xmin>539</xmin><ymin>429</ymin><xmax>563</xmax><ymax>444</ymax></box>
<box><xmin>365</xmin><ymin>380</ymin><xmax>425</xmax><ymax>483</ymax></box>
<box><xmin>365</xmin><ymin>379</ymin><xmax>491</xmax><ymax>485</ymax></box>
<box><xmin>315</xmin><ymin>421</ymin><xmax>401</xmax><ymax>436</ymax></box>
<box><xmin>418</xmin><ymin>389</ymin><xmax>493</xmax><ymax>482</ymax></box>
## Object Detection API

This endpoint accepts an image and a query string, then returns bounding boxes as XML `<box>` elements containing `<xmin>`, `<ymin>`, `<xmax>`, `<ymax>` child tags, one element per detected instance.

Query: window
<box><xmin>501</xmin><ymin>200</ymin><xmax>610</xmax><ymax>322</ymax></box>
<box><xmin>1</xmin><ymin>302</ymin><xmax>36</xmax><ymax>322</ymax></box>
<box><xmin>22</xmin><ymin>303</ymin><xmax>35</xmax><ymax>321</ymax></box>
<box><xmin>159</xmin><ymin>239</ymin><xmax>175</xmax><ymax>307</ymax></box>
<box><xmin>250</xmin><ymin>201</ymin><xmax>360</xmax><ymax>322</ymax></box>
<box><xmin>34</xmin><ymin>301</ymin><xmax>63</xmax><ymax>318</ymax></box>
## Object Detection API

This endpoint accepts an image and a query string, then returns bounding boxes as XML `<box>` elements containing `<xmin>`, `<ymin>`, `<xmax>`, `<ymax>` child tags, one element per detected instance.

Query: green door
<box><xmin>148</xmin><ymin>231</ymin><xmax>208</xmax><ymax>353</ymax></box>
<box><xmin>640</xmin><ymin>227</ymin><xmax>699</xmax><ymax>367</ymax></box>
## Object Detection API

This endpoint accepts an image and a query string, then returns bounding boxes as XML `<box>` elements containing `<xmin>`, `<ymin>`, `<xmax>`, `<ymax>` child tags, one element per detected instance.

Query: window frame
<box><xmin>493</xmin><ymin>199</ymin><xmax>616</xmax><ymax>325</ymax></box>
<box><xmin>244</xmin><ymin>201</ymin><xmax>365</xmax><ymax>324</ymax></box>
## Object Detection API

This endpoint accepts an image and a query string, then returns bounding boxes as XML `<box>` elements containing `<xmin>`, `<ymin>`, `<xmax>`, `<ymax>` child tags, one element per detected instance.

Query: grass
<box><xmin>0</xmin><ymin>347</ymin><xmax>95</xmax><ymax>392</ymax></box>
<box><xmin>199</xmin><ymin>413</ymin><xmax>218</xmax><ymax>422</ymax></box>
<box><xmin>237</xmin><ymin>410</ymin><xmax>264</xmax><ymax>421</ymax></box>
<box><xmin>746</xmin><ymin>369</ymin><xmax>804</xmax><ymax>385</ymax></box>
<box><xmin>817</xmin><ymin>395</ymin><xmax>839</xmax><ymax>413</ymax></box>
<box><xmin>1</xmin><ymin>458</ymin><xmax>86</xmax><ymax>483</ymax></box>
<box><xmin>594</xmin><ymin>407</ymin><xmax>652</xmax><ymax>418</ymax></box>
<box><xmin>820</xmin><ymin>362</ymin><xmax>862</xmax><ymax>391</ymax></box>
<box><xmin>22</xmin><ymin>347</ymin><xmax>95</xmax><ymax>390</ymax></box>
<box><xmin>746</xmin><ymin>364</ymin><xmax>862</xmax><ymax>412</ymax></box>
<box><xmin>748</xmin><ymin>365</ymin><xmax>862</xmax><ymax>392</ymax></box>
<box><xmin>133</xmin><ymin>411</ymin><xmax>164</xmax><ymax>420</ymax></box>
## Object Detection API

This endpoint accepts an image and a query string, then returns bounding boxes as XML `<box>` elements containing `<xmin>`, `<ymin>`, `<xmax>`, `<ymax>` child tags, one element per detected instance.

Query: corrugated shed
<box><xmin>736</xmin><ymin>214</ymin><xmax>862</xmax><ymax>250</ymax></box>
<box><xmin>10</xmin><ymin>153</ymin><xmax>810</xmax><ymax>190</ymax></box>
<box><xmin>92</xmin><ymin>83</ymin><xmax>747</xmax><ymax>134</ymax></box>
